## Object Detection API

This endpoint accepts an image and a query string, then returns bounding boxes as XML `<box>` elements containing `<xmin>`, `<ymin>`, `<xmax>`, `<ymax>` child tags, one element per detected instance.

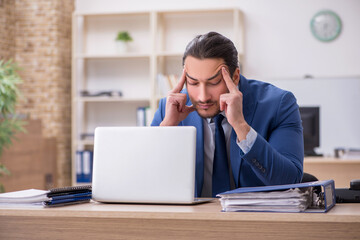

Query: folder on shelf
<box><xmin>137</xmin><ymin>107</ymin><xmax>151</xmax><ymax>126</ymax></box>
<box><xmin>82</xmin><ymin>151</ymin><xmax>93</xmax><ymax>182</ymax></box>
<box><xmin>217</xmin><ymin>180</ymin><xmax>336</xmax><ymax>213</ymax></box>
<box><xmin>157</xmin><ymin>73</ymin><xmax>171</xmax><ymax>96</ymax></box>
<box><xmin>76</xmin><ymin>150</ymin><xmax>83</xmax><ymax>182</ymax></box>
<box><xmin>76</xmin><ymin>150</ymin><xmax>93</xmax><ymax>183</ymax></box>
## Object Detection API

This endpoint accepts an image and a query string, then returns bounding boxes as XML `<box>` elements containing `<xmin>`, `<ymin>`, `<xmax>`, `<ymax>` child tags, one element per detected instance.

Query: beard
<box><xmin>192</xmin><ymin>100</ymin><xmax>221</xmax><ymax>119</ymax></box>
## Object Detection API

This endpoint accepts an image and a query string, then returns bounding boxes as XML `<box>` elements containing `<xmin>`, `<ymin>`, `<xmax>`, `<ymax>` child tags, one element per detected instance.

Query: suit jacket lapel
<box><xmin>182</xmin><ymin>94</ymin><xmax>204</xmax><ymax>197</ymax></box>
<box><xmin>230</xmin><ymin>75</ymin><xmax>257</xmax><ymax>187</ymax></box>
<box><xmin>240</xmin><ymin>75</ymin><xmax>257</xmax><ymax>125</ymax></box>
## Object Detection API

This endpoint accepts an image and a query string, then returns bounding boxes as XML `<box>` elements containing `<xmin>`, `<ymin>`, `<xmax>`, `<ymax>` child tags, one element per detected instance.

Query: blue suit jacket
<box><xmin>151</xmin><ymin>75</ymin><xmax>304</xmax><ymax>197</ymax></box>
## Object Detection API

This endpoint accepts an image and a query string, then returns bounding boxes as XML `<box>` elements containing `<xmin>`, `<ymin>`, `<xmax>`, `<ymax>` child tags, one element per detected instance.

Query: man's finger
<box><xmin>168</xmin><ymin>93</ymin><xmax>187</xmax><ymax>111</ymax></box>
<box><xmin>219</xmin><ymin>94</ymin><xmax>229</xmax><ymax>112</ymax></box>
<box><xmin>183</xmin><ymin>105</ymin><xmax>195</xmax><ymax>114</ymax></box>
<box><xmin>221</xmin><ymin>67</ymin><xmax>238</xmax><ymax>93</ymax></box>
<box><xmin>170</xmin><ymin>69</ymin><xmax>186</xmax><ymax>93</ymax></box>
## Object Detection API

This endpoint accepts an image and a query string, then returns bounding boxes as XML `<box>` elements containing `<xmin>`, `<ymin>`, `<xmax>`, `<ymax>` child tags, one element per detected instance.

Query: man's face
<box><xmin>184</xmin><ymin>56</ymin><xmax>238</xmax><ymax>119</ymax></box>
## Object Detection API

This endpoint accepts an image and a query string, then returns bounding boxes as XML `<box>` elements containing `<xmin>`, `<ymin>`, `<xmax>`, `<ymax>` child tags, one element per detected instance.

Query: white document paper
<box><xmin>0</xmin><ymin>189</ymin><xmax>50</xmax><ymax>203</ymax></box>
<box><xmin>219</xmin><ymin>188</ymin><xmax>312</xmax><ymax>212</ymax></box>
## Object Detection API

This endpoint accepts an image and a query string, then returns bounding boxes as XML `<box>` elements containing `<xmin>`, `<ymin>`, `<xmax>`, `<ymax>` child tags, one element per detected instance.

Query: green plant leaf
<box><xmin>0</xmin><ymin>163</ymin><xmax>11</xmax><ymax>177</ymax></box>
<box><xmin>0</xmin><ymin>163</ymin><xmax>11</xmax><ymax>192</ymax></box>
<box><xmin>0</xmin><ymin>59</ymin><xmax>26</xmax><ymax>189</ymax></box>
<box><xmin>116</xmin><ymin>31</ymin><xmax>133</xmax><ymax>42</ymax></box>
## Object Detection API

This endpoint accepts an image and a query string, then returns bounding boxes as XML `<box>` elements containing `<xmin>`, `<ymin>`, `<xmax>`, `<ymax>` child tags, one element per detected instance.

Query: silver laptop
<box><xmin>92</xmin><ymin>126</ymin><xmax>212</xmax><ymax>204</ymax></box>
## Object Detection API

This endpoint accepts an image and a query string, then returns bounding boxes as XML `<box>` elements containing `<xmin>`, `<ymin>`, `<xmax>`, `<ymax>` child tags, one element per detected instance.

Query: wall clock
<box><xmin>310</xmin><ymin>10</ymin><xmax>342</xmax><ymax>42</ymax></box>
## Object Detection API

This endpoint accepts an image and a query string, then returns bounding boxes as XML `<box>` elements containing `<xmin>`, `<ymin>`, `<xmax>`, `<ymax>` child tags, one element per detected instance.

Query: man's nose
<box><xmin>198</xmin><ymin>84</ymin><xmax>211</xmax><ymax>103</ymax></box>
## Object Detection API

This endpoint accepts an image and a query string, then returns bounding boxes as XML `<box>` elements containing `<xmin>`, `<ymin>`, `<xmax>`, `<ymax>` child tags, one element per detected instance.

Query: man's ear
<box><xmin>232</xmin><ymin>68</ymin><xmax>240</xmax><ymax>86</ymax></box>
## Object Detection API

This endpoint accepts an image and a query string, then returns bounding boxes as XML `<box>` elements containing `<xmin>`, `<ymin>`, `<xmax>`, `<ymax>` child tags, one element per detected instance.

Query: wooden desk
<box><xmin>304</xmin><ymin>157</ymin><xmax>360</xmax><ymax>188</ymax></box>
<box><xmin>1</xmin><ymin>201</ymin><xmax>359</xmax><ymax>239</ymax></box>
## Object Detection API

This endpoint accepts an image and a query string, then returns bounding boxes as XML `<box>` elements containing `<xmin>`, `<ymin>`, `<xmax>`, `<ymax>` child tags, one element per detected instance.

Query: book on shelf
<box><xmin>167</xmin><ymin>74</ymin><xmax>178</xmax><ymax>89</ymax></box>
<box><xmin>80</xmin><ymin>90</ymin><xmax>123</xmax><ymax>97</ymax></box>
<box><xmin>217</xmin><ymin>180</ymin><xmax>335</xmax><ymax>213</ymax></box>
<box><xmin>76</xmin><ymin>150</ymin><xmax>93</xmax><ymax>183</ymax></box>
<box><xmin>0</xmin><ymin>185</ymin><xmax>92</xmax><ymax>208</ymax></box>
<box><xmin>137</xmin><ymin>106</ymin><xmax>151</xmax><ymax>126</ymax></box>
<box><xmin>157</xmin><ymin>73</ymin><xmax>179</xmax><ymax>96</ymax></box>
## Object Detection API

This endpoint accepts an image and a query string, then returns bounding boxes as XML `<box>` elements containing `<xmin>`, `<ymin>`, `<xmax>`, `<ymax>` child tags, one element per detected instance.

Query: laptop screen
<box><xmin>92</xmin><ymin>126</ymin><xmax>197</xmax><ymax>204</ymax></box>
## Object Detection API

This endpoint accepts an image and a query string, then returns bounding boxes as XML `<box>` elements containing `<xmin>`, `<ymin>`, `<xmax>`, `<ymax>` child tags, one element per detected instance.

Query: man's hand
<box><xmin>160</xmin><ymin>70</ymin><xmax>195</xmax><ymax>126</ymax></box>
<box><xmin>220</xmin><ymin>67</ymin><xmax>250</xmax><ymax>141</ymax></box>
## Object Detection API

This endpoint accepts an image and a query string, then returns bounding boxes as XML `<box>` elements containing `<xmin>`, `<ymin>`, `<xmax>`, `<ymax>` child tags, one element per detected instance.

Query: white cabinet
<box><xmin>72</xmin><ymin>9</ymin><xmax>244</xmax><ymax>184</ymax></box>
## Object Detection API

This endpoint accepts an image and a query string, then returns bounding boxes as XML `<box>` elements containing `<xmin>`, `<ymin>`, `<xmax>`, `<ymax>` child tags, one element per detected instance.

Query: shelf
<box><xmin>75</xmin><ymin>8</ymin><xmax>240</xmax><ymax>17</ymax></box>
<box><xmin>76</xmin><ymin>53</ymin><xmax>151</xmax><ymax>59</ymax></box>
<box><xmin>77</xmin><ymin>140</ymin><xmax>94</xmax><ymax>146</ymax></box>
<box><xmin>157</xmin><ymin>8</ymin><xmax>242</xmax><ymax>14</ymax></box>
<box><xmin>75</xmin><ymin>97</ymin><xmax>150</xmax><ymax>103</ymax></box>
<box><xmin>156</xmin><ymin>52</ymin><xmax>183</xmax><ymax>57</ymax></box>
<box><xmin>75</xmin><ymin>11</ymin><xmax>150</xmax><ymax>17</ymax></box>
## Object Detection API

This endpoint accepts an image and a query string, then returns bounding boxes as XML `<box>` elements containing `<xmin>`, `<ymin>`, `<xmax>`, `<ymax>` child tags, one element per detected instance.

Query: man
<box><xmin>151</xmin><ymin>32</ymin><xmax>304</xmax><ymax>197</ymax></box>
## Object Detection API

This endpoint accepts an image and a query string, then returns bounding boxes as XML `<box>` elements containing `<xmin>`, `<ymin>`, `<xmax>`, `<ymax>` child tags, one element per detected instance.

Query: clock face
<box><xmin>311</xmin><ymin>10</ymin><xmax>342</xmax><ymax>42</ymax></box>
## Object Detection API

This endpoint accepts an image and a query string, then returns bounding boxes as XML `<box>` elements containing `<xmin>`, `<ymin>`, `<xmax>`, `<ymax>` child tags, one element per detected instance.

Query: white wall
<box><xmin>75</xmin><ymin>0</ymin><xmax>360</xmax><ymax>156</ymax></box>
<box><xmin>75</xmin><ymin>0</ymin><xmax>360</xmax><ymax>79</ymax></box>
<box><xmin>267</xmin><ymin>77</ymin><xmax>360</xmax><ymax>156</ymax></box>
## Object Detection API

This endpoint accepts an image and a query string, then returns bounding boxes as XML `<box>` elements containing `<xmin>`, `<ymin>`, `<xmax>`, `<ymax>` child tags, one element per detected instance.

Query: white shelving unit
<box><xmin>72</xmin><ymin>8</ymin><xmax>245</xmax><ymax>185</ymax></box>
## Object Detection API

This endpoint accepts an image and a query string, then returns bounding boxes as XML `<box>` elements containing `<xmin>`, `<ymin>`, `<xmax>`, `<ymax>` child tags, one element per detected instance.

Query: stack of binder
<box><xmin>217</xmin><ymin>180</ymin><xmax>336</xmax><ymax>213</ymax></box>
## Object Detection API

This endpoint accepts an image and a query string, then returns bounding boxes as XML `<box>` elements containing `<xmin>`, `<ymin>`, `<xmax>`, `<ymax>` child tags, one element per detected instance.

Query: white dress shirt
<box><xmin>201</xmin><ymin>112</ymin><xmax>257</xmax><ymax>197</ymax></box>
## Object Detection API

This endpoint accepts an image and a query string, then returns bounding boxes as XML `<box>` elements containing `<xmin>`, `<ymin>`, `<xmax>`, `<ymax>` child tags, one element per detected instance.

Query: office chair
<box><xmin>301</xmin><ymin>172</ymin><xmax>321</xmax><ymax>194</ymax></box>
<box><xmin>301</xmin><ymin>172</ymin><xmax>319</xmax><ymax>183</ymax></box>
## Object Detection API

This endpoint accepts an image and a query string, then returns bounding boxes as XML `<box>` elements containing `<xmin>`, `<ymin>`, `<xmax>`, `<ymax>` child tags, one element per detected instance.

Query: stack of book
<box><xmin>217</xmin><ymin>180</ymin><xmax>335</xmax><ymax>213</ymax></box>
<box><xmin>0</xmin><ymin>185</ymin><xmax>92</xmax><ymax>207</ymax></box>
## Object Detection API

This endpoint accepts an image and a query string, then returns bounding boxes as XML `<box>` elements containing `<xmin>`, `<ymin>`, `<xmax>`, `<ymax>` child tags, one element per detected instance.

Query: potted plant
<box><xmin>0</xmin><ymin>59</ymin><xmax>26</xmax><ymax>192</ymax></box>
<box><xmin>115</xmin><ymin>31</ymin><xmax>133</xmax><ymax>53</ymax></box>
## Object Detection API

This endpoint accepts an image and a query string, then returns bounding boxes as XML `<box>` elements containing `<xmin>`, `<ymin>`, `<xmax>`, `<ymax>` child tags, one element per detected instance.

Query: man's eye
<box><xmin>208</xmin><ymin>79</ymin><xmax>222</xmax><ymax>86</ymax></box>
<box><xmin>188</xmin><ymin>81</ymin><xmax>198</xmax><ymax>86</ymax></box>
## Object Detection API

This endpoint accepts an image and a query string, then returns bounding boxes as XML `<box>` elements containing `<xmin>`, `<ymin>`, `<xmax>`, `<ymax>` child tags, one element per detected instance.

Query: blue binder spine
<box><xmin>323</xmin><ymin>180</ymin><xmax>336</xmax><ymax>211</ymax></box>
<box><xmin>82</xmin><ymin>150</ymin><xmax>93</xmax><ymax>183</ymax></box>
<box><xmin>76</xmin><ymin>150</ymin><xmax>84</xmax><ymax>183</ymax></box>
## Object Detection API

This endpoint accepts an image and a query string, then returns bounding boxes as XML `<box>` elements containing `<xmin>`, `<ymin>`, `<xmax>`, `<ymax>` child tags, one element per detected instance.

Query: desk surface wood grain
<box><xmin>1</xmin><ymin>201</ymin><xmax>360</xmax><ymax>240</ymax></box>
<box><xmin>1</xmin><ymin>201</ymin><xmax>360</xmax><ymax>222</ymax></box>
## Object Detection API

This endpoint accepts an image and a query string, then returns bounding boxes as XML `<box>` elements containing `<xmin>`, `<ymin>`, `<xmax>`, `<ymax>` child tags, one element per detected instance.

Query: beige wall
<box><xmin>0</xmin><ymin>0</ymin><xmax>74</xmax><ymax>187</ymax></box>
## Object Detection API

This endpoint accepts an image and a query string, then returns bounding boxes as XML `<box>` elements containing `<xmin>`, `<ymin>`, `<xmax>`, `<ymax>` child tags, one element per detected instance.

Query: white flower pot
<box><xmin>116</xmin><ymin>41</ymin><xmax>129</xmax><ymax>53</ymax></box>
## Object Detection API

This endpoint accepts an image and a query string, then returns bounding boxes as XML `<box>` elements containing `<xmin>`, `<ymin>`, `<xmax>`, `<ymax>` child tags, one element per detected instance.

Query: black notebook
<box><xmin>44</xmin><ymin>185</ymin><xmax>92</xmax><ymax>207</ymax></box>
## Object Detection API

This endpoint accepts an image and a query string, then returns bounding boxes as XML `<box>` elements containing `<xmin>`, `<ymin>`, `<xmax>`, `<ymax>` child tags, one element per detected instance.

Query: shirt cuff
<box><xmin>236</xmin><ymin>127</ymin><xmax>257</xmax><ymax>154</ymax></box>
